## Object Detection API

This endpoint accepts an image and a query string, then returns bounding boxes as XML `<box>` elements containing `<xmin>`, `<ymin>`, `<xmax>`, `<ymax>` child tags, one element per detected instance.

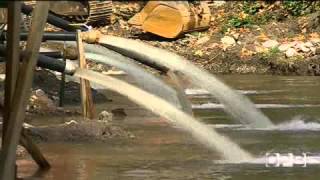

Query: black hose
<box><xmin>40</xmin><ymin>51</ymin><xmax>63</xmax><ymax>59</ymax></box>
<box><xmin>36</xmin><ymin>54</ymin><xmax>66</xmax><ymax>73</ymax></box>
<box><xmin>0</xmin><ymin>45</ymin><xmax>66</xmax><ymax>73</ymax></box>
<box><xmin>21</xmin><ymin>3</ymin><xmax>87</xmax><ymax>32</ymax></box>
<box><xmin>0</xmin><ymin>32</ymin><xmax>77</xmax><ymax>42</ymax></box>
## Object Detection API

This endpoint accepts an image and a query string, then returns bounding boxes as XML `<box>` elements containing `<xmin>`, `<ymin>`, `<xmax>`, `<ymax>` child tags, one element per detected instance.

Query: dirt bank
<box><xmin>101</xmin><ymin>1</ymin><xmax>320</xmax><ymax>75</ymax></box>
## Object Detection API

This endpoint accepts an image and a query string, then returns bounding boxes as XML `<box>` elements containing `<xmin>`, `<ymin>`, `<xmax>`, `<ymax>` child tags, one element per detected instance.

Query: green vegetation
<box><xmin>228</xmin><ymin>16</ymin><xmax>253</xmax><ymax>28</ymax></box>
<box><xmin>283</xmin><ymin>0</ymin><xmax>312</xmax><ymax>16</ymax></box>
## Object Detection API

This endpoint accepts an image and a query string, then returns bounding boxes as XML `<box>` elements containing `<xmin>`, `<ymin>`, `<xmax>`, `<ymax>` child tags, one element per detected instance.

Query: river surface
<box><xmin>18</xmin><ymin>75</ymin><xmax>320</xmax><ymax>179</ymax></box>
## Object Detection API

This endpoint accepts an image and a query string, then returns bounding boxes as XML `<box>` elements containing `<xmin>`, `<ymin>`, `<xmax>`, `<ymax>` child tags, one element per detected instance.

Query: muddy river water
<box><xmin>18</xmin><ymin>75</ymin><xmax>320</xmax><ymax>179</ymax></box>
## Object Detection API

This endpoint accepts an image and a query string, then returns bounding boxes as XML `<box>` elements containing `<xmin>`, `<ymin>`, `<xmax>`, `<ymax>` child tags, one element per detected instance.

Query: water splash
<box><xmin>217</xmin><ymin>153</ymin><xmax>320</xmax><ymax>166</ymax></box>
<box><xmin>97</xmin><ymin>35</ymin><xmax>273</xmax><ymax>128</ymax></box>
<box><xmin>185</xmin><ymin>88</ymin><xmax>285</xmax><ymax>96</ymax></box>
<box><xmin>211</xmin><ymin>116</ymin><xmax>320</xmax><ymax>131</ymax></box>
<box><xmin>74</xmin><ymin>68</ymin><xmax>253</xmax><ymax>162</ymax></box>
<box><xmin>192</xmin><ymin>103</ymin><xmax>320</xmax><ymax>109</ymax></box>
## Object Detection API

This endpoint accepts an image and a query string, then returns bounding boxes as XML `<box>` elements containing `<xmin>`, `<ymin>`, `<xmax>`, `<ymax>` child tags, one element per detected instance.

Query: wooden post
<box><xmin>59</xmin><ymin>45</ymin><xmax>67</xmax><ymax>107</ymax></box>
<box><xmin>76</xmin><ymin>30</ymin><xmax>96</xmax><ymax>119</ymax></box>
<box><xmin>3</xmin><ymin>1</ymin><xmax>21</xmax><ymax>145</ymax></box>
<box><xmin>2</xmin><ymin>2</ymin><xmax>21</xmax><ymax>179</ymax></box>
<box><xmin>166</xmin><ymin>70</ymin><xmax>193</xmax><ymax>116</ymax></box>
<box><xmin>0</xmin><ymin>2</ymin><xmax>50</xmax><ymax>179</ymax></box>
<box><xmin>20</xmin><ymin>130</ymin><xmax>50</xmax><ymax>169</ymax></box>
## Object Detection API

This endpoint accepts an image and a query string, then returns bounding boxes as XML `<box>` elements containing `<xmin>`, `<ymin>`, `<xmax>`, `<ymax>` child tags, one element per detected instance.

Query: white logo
<box><xmin>265</xmin><ymin>153</ymin><xmax>308</xmax><ymax>167</ymax></box>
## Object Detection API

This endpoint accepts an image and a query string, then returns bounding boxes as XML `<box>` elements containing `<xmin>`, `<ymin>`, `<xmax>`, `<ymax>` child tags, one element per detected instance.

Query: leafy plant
<box><xmin>243</xmin><ymin>1</ymin><xmax>263</xmax><ymax>15</ymax></box>
<box><xmin>228</xmin><ymin>16</ymin><xmax>253</xmax><ymax>28</ymax></box>
<box><xmin>283</xmin><ymin>0</ymin><xmax>312</xmax><ymax>16</ymax></box>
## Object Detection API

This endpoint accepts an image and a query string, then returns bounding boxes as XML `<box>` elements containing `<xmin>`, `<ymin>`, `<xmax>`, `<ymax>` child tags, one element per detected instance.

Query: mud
<box><xmin>24</xmin><ymin>120</ymin><xmax>134</xmax><ymax>142</ymax></box>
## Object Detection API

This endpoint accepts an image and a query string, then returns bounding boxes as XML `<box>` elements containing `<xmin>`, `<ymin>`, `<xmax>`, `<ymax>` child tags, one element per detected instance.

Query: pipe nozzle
<box><xmin>81</xmin><ymin>30</ymin><xmax>102</xmax><ymax>44</ymax></box>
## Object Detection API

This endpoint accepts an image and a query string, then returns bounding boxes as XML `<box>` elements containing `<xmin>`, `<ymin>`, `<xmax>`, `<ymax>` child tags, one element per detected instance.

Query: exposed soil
<box><xmin>98</xmin><ymin>1</ymin><xmax>320</xmax><ymax>75</ymax></box>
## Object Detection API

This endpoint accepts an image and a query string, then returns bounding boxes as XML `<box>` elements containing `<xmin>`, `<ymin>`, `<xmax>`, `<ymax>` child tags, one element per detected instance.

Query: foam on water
<box><xmin>211</xmin><ymin>117</ymin><xmax>320</xmax><ymax>131</ymax></box>
<box><xmin>192</xmin><ymin>103</ymin><xmax>320</xmax><ymax>109</ymax></box>
<box><xmin>185</xmin><ymin>88</ymin><xmax>284</xmax><ymax>96</ymax></box>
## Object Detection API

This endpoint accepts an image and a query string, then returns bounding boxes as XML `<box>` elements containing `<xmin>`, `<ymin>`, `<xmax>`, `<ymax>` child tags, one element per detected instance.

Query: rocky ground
<box><xmin>98</xmin><ymin>1</ymin><xmax>320</xmax><ymax>75</ymax></box>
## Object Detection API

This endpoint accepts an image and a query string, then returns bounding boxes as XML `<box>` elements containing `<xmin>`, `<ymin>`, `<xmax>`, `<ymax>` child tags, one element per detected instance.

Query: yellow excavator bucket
<box><xmin>129</xmin><ymin>1</ymin><xmax>211</xmax><ymax>38</ymax></box>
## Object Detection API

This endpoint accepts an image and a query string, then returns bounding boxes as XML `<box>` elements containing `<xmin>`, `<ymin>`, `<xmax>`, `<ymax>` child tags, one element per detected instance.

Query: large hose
<box><xmin>97</xmin><ymin>35</ymin><xmax>274</xmax><ymax>128</ymax></box>
<box><xmin>58</xmin><ymin>41</ymin><xmax>182</xmax><ymax>107</ymax></box>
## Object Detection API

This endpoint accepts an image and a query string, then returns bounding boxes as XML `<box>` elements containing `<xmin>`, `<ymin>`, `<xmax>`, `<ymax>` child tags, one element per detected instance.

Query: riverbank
<box><xmin>98</xmin><ymin>1</ymin><xmax>320</xmax><ymax>75</ymax></box>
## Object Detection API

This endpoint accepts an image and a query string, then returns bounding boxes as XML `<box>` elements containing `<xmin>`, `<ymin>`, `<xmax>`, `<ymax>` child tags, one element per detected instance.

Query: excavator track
<box><xmin>24</xmin><ymin>1</ymin><xmax>113</xmax><ymax>26</ymax></box>
<box><xmin>86</xmin><ymin>1</ymin><xmax>113</xmax><ymax>25</ymax></box>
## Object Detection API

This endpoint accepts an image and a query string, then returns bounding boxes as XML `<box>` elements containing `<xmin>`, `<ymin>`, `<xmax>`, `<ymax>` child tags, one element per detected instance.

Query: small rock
<box><xmin>194</xmin><ymin>50</ymin><xmax>204</xmax><ymax>57</ymax></box>
<box><xmin>304</xmin><ymin>41</ymin><xmax>314</xmax><ymax>47</ymax></box>
<box><xmin>196</xmin><ymin>36</ymin><xmax>210</xmax><ymax>45</ymax></box>
<box><xmin>262</xmin><ymin>40</ymin><xmax>279</xmax><ymax>48</ymax></box>
<box><xmin>315</xmin><ymin>47</ymin><xmax>320</xmax><ymax>55</ymax></box>
<box><xmin>298</xmin><ymin>44</ymin><xmax>310</xmax><ymax>52</ymax></box>
<box><xmin>213</xmin><ymin>1</ymin><xmax>226</xmax><ymax>7</ymax></box>
<box><xmin>221</xmin><ymin>36</ymin><xmax>236</xmax><ymax>46</ymax></box>
<box><xmin>35</xmin><ymin>89</ymin><xmax>45</xmax><ymax>97</ymax></box>
<box><xmin>278</xmin><ymin>43</ymin><xmax>291</xmax><ymax>52</ymax></box>
<box><xmin>98</xmin><ymin>111</ymin><xmax>113</xmax><ymax>122</ymax></box>
<box><xmin>285</xmin><ymin>48</ymin><xmax>298</xmax><ymax>57</ymax></box>
<box><xmin>231</xmin><ymin>33</ymin><xmax>240</xmax><ymax>40</ymax></box>
<box><xmin>310</xmin><ymin>38</ymin><xmax>320</xmax><ymax>44</ymax></box>
<box><xmin>65</xmin><ymin>120</ymin><xmax>78</xmax><ymax>125</ymax></box>
<box><xmin>310</xmin><ymin>47</ymin><xmax>316</xmax><ymax>54</ymax></box>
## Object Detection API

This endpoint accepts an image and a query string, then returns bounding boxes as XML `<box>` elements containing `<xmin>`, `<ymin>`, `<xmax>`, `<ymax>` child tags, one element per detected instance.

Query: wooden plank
<box><xmin>166</xmin><ymin>70</ymin><xmax>193</xmax><ymax>116</ymax></box>
<box><xmin>76</xmin><ymin>30</ymin><xmax>96</xmax><ymax>119</ymax></box>
<box><xmin>0</xmin><ymin>2</ymin><xmax>50</xmax><ymax>179</ymax></box>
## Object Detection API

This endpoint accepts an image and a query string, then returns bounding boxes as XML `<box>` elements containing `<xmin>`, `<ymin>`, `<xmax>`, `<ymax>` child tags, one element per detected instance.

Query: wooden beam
<box><xmin>20</xmin><ymin>130</ymin><xmax>50</xmax><ymax>169</ymax></box>
<box><xmin>166</xmin><ymin>70</ymin><xmax>193</xmax><ymax>116</ymax></box>
<box><xmin>76</xmin><ymin>30</ymin><xmax>96</xmax><ymax>119</ymax></box>
<box><xmin>0</xmin><ymin>2</ymin><xmax>50</xmax><ymax>179</ymax></box>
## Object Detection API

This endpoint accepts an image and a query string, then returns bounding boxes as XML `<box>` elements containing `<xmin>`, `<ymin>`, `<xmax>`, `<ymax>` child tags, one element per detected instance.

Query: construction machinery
<box><xmin>128</xmin><ymin>1</ymin><xmax>212</xmax><ymax>38</ymax></box>
<box><xmin>1</xmin><ymin>1</ymin><xmax>212</xmax><ymax>38</ymax></box>
<box><xmin>24</xmin><ymin>1</ymin><xmax>113</xmax><ymax>26</ymax></box>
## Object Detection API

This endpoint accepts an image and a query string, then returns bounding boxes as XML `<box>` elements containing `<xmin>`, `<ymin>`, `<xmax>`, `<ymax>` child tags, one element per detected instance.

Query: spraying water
<box><xmin>74</xmin><ymin>68</ymin><xmax>253</xmax><ymax>162</ymax></box>
<box><xmin>60</xmin><ymin>41</ymin><xmax>182</xmax><ymax>108</ymax></box>
<box><xmin>97</xmin><ymin>36</ymin><xmax>274</xmax><ymax>128</ymax></box>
